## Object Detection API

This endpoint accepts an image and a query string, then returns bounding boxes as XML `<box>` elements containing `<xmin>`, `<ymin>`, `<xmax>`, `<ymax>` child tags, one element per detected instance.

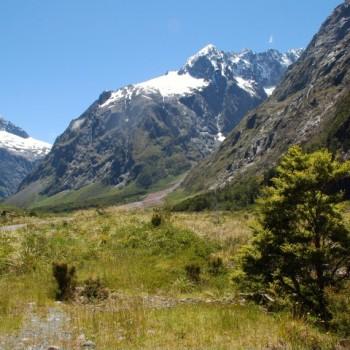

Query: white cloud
<box><xmin>268</xmin><ymin>35</ymin><xmax>274</xmax><ymax>45</ymax></box>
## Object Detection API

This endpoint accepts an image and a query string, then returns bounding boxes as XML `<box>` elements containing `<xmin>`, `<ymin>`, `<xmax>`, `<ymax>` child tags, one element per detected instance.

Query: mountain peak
<box><xmin>0</xmin><ymin>117</ymin><xmax>52</xmax><ymax>199</ymax></box>
<box><xmin>197</xmin><ymin>44</ymin><xmax>219</xmax><ymax>55</ymax></box>
<box><xmin>0</xmin><ymin>117</ymin><xmax>29</xmax><ymax>138</ymax></box>
<box><xmin>183</xmin><ymin>0</ymin><xmax>350</xmax><ymax>193</ymax></box>
<box><xmin>0</xmin><ymin>116</ymin><xmax>51</xmax><ymax>160</ymax></box>
<box><xmin>0</xmin><ymin>130</ymin><xmax>51</xmax><ymax>160</ymax></box>
<box><xmin>181</xmin><ymin>44</ymin><xmax>301</xmax><ymax>87</ymax></box>
<box><xmin>184</xmin><ymin>44</ymin><xmax>223</xmax><ymax>68</ymax></box>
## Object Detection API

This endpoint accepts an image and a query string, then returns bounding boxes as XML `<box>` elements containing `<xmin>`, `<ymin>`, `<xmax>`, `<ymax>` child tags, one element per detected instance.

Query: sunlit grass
<box><xmin>0</xmin><ymin>206</ymin><xmax>344</xmax><ymax>348</ymax></box>
<box><xmin>66</xmin><ymin>302</ymin><xmax>337</xmax><ymax>350</ymax></box>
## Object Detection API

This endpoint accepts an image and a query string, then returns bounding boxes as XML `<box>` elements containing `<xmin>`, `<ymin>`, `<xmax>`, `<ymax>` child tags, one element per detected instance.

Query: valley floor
<box><xmin>0</xmin><ymin>207</ymin><xmax>344</xmax><ymax>349</ymax></box>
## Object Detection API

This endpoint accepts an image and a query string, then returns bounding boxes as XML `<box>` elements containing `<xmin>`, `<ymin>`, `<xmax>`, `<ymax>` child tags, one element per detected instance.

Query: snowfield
<box><xmin>136</xmin><ymin>71</ymin><xmax>209</xmax><ymax>96</ymax></box>
<box><xmin>100</xmin><ymin>71</ymin><xmax>209</xmax><ymax>108</ymax></box>
<box><xmin>0</xmin><ymin>130</ymin><xmax>51</xmax><ymax>160</ymax></box>
<box><xmin>235</xmin><ymin>77</ymin><xmax>257</xmax><ymax>97</ymax></box>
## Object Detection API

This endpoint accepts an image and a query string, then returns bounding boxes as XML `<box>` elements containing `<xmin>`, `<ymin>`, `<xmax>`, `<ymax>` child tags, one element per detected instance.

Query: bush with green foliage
<box><xmin>233</xmin><ymin>146</ymin><xmax>350</xmax><ymax>323</ymax></box>
<box><xmin>151</xmin><ymin>208</ymin><xmax>172</xmax><ymax>227</ymax></box>
<box><xmin>52</xmin><ymin>262</ymin><xmax>77</xmax><ymax>301</ymax></box>
<box><xmin>208</xmin><ymin>256</ymin><xmax>225</xmax><ymax>276</ymax></box>
<box><xmin>185</xmin><ymin>263</ymin><xmax>201</xmax><ymax>283</ymax></box>
<box><xmin>151</xmin><ymin>209</ymin><xmax>163</xmax><ymax>227</ymax></box>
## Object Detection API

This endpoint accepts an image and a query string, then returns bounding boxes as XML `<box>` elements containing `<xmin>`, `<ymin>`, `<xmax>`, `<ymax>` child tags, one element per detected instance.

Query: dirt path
<box><xmin>0</xmin><ymin>217</ymin><xmax>73</xmax><ymax>233</ymax></box>
<box><xmin>0</xmin><ymin>293</ymin><xmax>238</xmax><ymax>350</ymax></box>
<box><xmin>117</xmin><ymin>180</ymin><xmax>182</xmax><ymax>210</ymax></box>
<box><xmin>0</xmin><ymin>224</ymin><xmax>27</xmax><ymax>232</ymax></box>
<box><xmin>0</xmin><ymin>303</ymin><xmax>73</xmax><ymax>350</ymax></box>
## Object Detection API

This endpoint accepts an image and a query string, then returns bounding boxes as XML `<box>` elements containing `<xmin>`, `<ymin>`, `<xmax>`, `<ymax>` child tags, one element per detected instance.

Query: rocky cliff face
<box><xmin>0</xmin><ymin>118</ymin><xmax>51</xmax><ymax>198</ymax></box>
<box><xmin>183</xmin><ymin>1</ymin><xmax>350</xmax><ymax>193</ymax></box>
<box><xmin>13</xmin><ymin>46</ymin><xmax>300</xmax><ymax>206</ymax></box>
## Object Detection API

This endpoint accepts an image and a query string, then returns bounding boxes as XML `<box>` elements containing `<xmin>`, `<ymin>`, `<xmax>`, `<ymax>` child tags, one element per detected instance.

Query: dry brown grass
<box><xmin>171</xmin><ymin>211</ymin><xmax>254</xmax><ymax>241</ymax></box>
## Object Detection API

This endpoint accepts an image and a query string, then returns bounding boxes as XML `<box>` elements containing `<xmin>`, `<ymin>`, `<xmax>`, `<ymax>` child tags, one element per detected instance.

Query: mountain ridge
<box><xmin>0</xmin><ymin>117</ymin><xmax>51</xmax><ymax>199</ymax></box>
<box><xmin>8</xmin><ymin>45</ymin><xmax>301</xmax><ymax>209</ymax></box>
<box><xmin>182</xmin><ymin>0</ymin><xmax>350</xmax><ymax>196</ymax></box>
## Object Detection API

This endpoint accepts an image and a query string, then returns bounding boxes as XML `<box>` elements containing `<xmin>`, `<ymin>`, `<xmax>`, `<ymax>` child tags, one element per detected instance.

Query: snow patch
<box><xmin>215</xmin><ymin>115</ymin><xmax>225</xmax><ymax>142</ymax></box>
<box><xmin>100</xmin><ymin>71</ymin><xmax>208</xmax><ymax>108</ymax></box>
<box><xmin>230</xmin><ymin>54</ymin><xmax>241</xmax><ymax>64</ymax></box>
<box><xmin>235</xmin><ymin>77</ymin><xmax>257</xmax><ymax>97</ymax></box>
<box><xmin>264</xmin><ymin>86</ymin><xmax>276</xmax><ymax>96</ymax></box>
<box><xmin>136</xmin><ymin>71</ymin><xmax>208</xmax><ymax>96</ymax></box>
<box><xmin>217</xmin><ymin>132</ymin><xmax>226</xmax><ymax>142</ymax></box>
<box><xmin>0</xmin><ymin>130</ymin><xmax>51</xmax><ymax>159</ymax></box>
<box><xmin>196</xmin><ymin>44</ymin><xmax>218</xmax><ymax>56</ymax></box>
<box><xmin>288</xmin><ymin>48</ymin><xmax>303</xmax><ymax>58</ymax></box>
<box><xmin>100</xmin><ymin>89</ymin><xmax>127</xmax><ymax>108</ymax></box>
<box><xmin>281</xmin><ymin>55</ymin><xmax>292</xmax><ymax>66</ymax></box>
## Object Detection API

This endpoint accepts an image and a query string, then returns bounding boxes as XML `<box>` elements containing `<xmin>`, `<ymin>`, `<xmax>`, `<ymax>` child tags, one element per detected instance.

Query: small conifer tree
<box><xmin>234</xmin><ymin>146</ymin><xmax>350</xmax><ymax>322</ymax></box>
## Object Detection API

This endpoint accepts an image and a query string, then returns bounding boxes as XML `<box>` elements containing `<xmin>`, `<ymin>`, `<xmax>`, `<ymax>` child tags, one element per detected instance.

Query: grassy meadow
<box><xmin>0</xmin><ymin>206</ymin><xmax>344</xmax><ymax>349</ymax></box>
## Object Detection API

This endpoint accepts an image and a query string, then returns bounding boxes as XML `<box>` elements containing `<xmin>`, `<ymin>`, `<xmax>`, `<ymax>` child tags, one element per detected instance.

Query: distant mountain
<box><xmin>9</xmin><ymin>45</ymin><xmax>301</xmax><ymax>209</ymax></box>
<box><xmin>0</xmin><ymin>117</ymin><xmax>51</xmax><ymax>199</ymax></box>
<box><xmin>183</xmin><ymin>0</ymin><xmax>350</xmax><ymax>195</ymax></box>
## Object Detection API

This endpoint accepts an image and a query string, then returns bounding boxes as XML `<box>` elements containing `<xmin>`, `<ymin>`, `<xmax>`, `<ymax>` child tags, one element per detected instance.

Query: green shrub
<box><xmin>151</xmin><ymin>210</ymin><xmax>162</xmax><ymax>227</ymax></box>
<box><xmin>52</xmin><ymin>262</ymin><xmax>76</xmax><ymax>301</ymax></box>
<box><xmin>185</xmin><ymin>264</ymin><xmax>201</xmax><ymax>283</ymax></box>
<box><xmin>208</xmin><ymin>256</ymin><xmax>224</xmax><ymax>276</ymax></box>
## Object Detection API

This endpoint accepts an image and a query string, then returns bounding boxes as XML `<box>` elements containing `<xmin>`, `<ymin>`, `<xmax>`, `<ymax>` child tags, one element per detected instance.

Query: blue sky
<box><xmin>0</xmin><ymin>0</ymin><xmax>342</xmax><ymax>143</ymax></box>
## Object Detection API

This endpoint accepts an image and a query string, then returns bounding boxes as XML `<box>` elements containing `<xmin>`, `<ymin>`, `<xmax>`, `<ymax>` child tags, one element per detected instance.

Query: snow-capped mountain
<box><xmin>99</xmin><ymin>45</ymin><xmax>302</xmax><ymax>138</ymax></box>
<box><xmin>100</xmin><ymin>71</ymin><xmax>209</xmax><ymax>109</ymax></box>
<box><xmin>11</xmin><ymin>45</ymin><xmax>301</xmax><ymax>209</ymax></box>
<box><xmin>0</xmin><ymin>130</ymin><xmax>51</xmax><ymax>160</ymax></box>
<box><xmin>181</xmin><ymin>44</ymin><xmax>302</xmax><ymax>94</ymax></box>
<box><xmin>0</xmin><ymin>117</ymin><xmax>51</xmax><ymax>199</ymax></box>
<box><xmin>183</xmin><ymin>1</ymin><xmax>350</xmax><ymax>195</ymax></box>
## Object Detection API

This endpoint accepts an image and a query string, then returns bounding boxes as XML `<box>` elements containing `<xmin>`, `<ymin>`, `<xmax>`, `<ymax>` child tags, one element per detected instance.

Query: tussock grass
<box><xmin>0</xmin><ymin>207</ymin><xmax>342</xmax><ymax>348</ymax></box>
<box><xmin>66</xmin><ymin>302</ymin><xmax>336</xmax><ymax>349</ymax></box>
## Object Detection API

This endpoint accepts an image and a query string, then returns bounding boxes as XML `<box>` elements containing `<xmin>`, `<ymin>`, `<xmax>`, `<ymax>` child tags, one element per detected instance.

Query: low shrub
<box><xmin>185</xmin><ymin>264</ymin><xmax>201</xmax><ymax>283</ymax></box>
<box><xmin>52</xmin><ymin>262</ymin><xmax>76</xmax><ymax>301</ymax></box>
<box><xmin>208</xmin><ymin>256</ymin><xmax>225</xmax><ymax>275</ymax></box>
<box><xmin>151</xmin><ymin>210</ymin><xmax>162</xmax><ymax>227</ymax></box>
<box><xmin>81</xmin><ymin>278</ymin><xmax>109</xmax><ymax>301</ymax></box>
